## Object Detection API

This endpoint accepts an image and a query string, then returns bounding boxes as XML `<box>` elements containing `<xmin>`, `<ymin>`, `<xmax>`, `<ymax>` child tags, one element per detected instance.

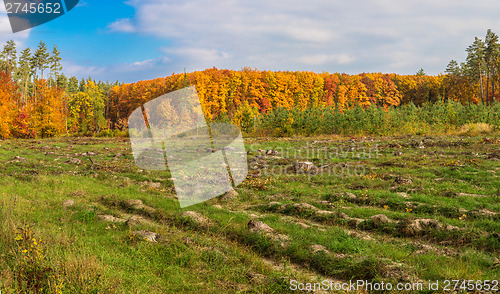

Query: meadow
<box><xmin>0</xmin><ymin>132</ymin><xmax>498</xmax><ymax>293</ymax></box>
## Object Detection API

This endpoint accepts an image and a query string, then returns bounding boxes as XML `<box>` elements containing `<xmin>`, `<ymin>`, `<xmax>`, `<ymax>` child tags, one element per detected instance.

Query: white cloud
<box><xmin>108</xmin><ymin>18</ymin><xmax>135</xmax><ymax>33</ymax></box>
<box><xmin>62</xmin><ymin>60</ymin><xmax>105</xmax><ymax>78</ymax></box>
<box><xmin>102</xmin><ymin>0</ymin><xmax>500</xmax><ymax>78</ymax></box>
<box><xmin>298</xmin><ymin>54</ymin><xmax>354</xmax><ymax>65</ymax></box>
<box><xmin>0</xmin><ymin>10</ymin><xmax>30</xmax><ymax>48</ymax></box>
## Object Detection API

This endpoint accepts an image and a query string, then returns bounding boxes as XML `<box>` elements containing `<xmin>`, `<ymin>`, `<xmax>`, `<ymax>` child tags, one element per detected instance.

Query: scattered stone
<box><xmin>10</xmin><ymin>156</ymin><xmax>27</xmax><ymax>163</ymax></box>
<box><xmin>181</xmin><ymin>211</ymin><xmax>213</xmax><ymax>227</ymax></box>
<box><xmin>62</xmin><ymin>199</ymin><xmax>75</xmax><ymax>208</ymax></box>
<box><xmin>456</xmin><ymin>192</ymin><xmax>487</xmax><ymax>198</ymax></box>
<box><xmin>338</xmin><ymin>212</ymin><xmax>364</xmax><ymax>226</ymax></box>
<box><xmin>370</xmin><ymin>214</ymin><xmax>392</xmax><ymax>226</ymax></box>
<box><xmin>345</xmin><ymin>192</ymin><xmax>357</xmax><ymax>201</ymax></box>
<box><xmin>45</xmin><ymin>152</ymin><xmax>56</xmax><ymax>155</ymax></box>
<box><xmin>125</xmin><ymin>199</ymin><xmax>156</xmax><ymax>214</ymax></box>
<box><xmin>98</xmin><ymin>214</ymin><xmax>126</xmax><ymax>223</ymax></box>
<box><xmin>401</xmin><ymin>218</ymin><xmax>442</xmax><ymax>236</ymax></box>
<box><xmin>394</xmin><ymin>176</ymin><xmax>412</xmax><ymax>185</ymax></box>
<box><xmin>65</xmin><ymin>158</ymin><xmax>82</xmax><ymax>164</ymax></box>
<box><xmin>310</xmin><ymin>244</ymin><xmax>330</xmax><ymax>254</ymax></box>
<box><xmin>295</xmin><ymin>161</ymin><xmax>316</xmax><ymax>173</ymax></box>
<box><xmin>247</xmin><ymin>220</ymin><xmax>274</xmax><ymax>233</ymax></box>
<box><xmin>219</xmin><ymin>189</ymin><xmax>238</xmax><ymax>201</ymax></box>
<box><xmin>316</xmin><ymin>210</ymin><xmax>334</xmax><ymax>216</ymax></box>
<box><xmin>133</xmin><ymin>230</ymin><xmax>159</xmax><ymax>242</ymax></box>
<box><xmin>397</xmin><ymin>192</ymin><xmax>410</xmax><ymax>198</ymax></box>
<box><xmin>142</xmin><ymin>181</ymin><xmax>160</xmax><ymax>189</ymax></box>
<box><xmin>265</xmin><ymin>149</ymin><xmax>278</xmax><ymax>156</ymax></box>
<box><xmin>471</xmin><ymin>209</ymin><xmax>497</xmax><ymax>217</ymax></box>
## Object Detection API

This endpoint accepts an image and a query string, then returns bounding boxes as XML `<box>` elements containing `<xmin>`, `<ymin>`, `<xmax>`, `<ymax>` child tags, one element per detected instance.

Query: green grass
<box><xmin>0</xmin><ymin>135</ymin><xmax>499</xmax><ymax>293</ymax></box>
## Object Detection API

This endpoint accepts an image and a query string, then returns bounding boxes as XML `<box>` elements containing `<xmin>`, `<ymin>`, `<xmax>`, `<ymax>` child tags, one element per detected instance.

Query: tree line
<box><xmin>1</xmin><ymin>30</ymin><xmax>499</xmax><ymax>139</ymax></box>
<box><xmin>0</xmin><ymin>40</ymin><xmax>120</xmax><ymax>139</ymax></box>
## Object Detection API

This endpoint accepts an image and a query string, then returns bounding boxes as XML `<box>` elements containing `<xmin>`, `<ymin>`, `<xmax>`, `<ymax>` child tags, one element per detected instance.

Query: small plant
<box><xmin>13</xmin><ymin>225</ymin><xmax>63</xmax><ymax>294</ymax></box>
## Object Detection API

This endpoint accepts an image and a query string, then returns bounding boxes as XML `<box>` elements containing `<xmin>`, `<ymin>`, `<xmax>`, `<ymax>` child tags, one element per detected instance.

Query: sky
<box><xmin>0</xmin><ymin>0</ymin><xmax>499</xmax><ymax>83</ymax></box>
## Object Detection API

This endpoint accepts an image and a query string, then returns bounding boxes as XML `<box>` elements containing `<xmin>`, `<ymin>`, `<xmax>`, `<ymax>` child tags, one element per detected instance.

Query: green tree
<box><xmin>16</xmin><ymin>48</ymin><xmax>32</xmax><ymax>104</ymax></box>
<box><xmin>48</xmin><ymin>45</ymin><xmax>62</xmax><ymax>86</ymax></box>
<box><xmin>466</xmin><ymin>37</ymin><xmax>486</xmax><ymax>103</ymax></box>
<box><xmin>32</xmin><ymin>41</ymin><xmax>50</xmax><ymax>80</ymax></box>
<box><xmin>485</xmin><ymin>29</ymin><xmax>499</xmax><ymax>103</ymax></box>
<box><xmin>445</xmin><ymin>60</ymin><xmax>460</xmax><ymax>76</ymax></box>
<box><xmin>56</xmin><ymin>73</ymin><xmax>68</xmax><ymax>90</ymax></box>
<box><xmin>1</xmin><ymin>40</ymin><xmax>17</xmax><ymax>73</ymax></box>
<box><xmin>68</xmin><ymin>76</ymin><xmax>79</xmax><ymax>94</ymax></box>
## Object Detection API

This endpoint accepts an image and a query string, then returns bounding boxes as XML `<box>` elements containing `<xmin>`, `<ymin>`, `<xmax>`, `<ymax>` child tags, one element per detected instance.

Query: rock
<box><xmin>133</xmin><ymin>230</ymin><xmax>159</xmax><ymax>242</ymax></box>
<box><xmin>310</xmin><ymin>244</ymin><xmax>330</xmax><ymax>254</ymax></box>
<box><xmin>397</xmin><ymin>192</ymin><xmax>410</xmax><ymax>198</ymax></box>
<box><xmin>66</xmin><ymin>158</ymin><xmax>82</xmax><ymax>164</ymax></box>
<box><xmin>371</xmin><ymin>214</ymin><xmax>392</xmax><ymax>226</ymax></box>
<box><xmin>219</xmin><ymin>189</ymin><xmax>238</xmax><ymax>201</ymax></box>
<box><xmin>401</xmin><ymin>218</ymin><xmax>442</xmax><ymax>236</ymax></box>
<box><xmin>149</xmin><ymin>182</ymin><xmax>161</xmax><ymax>189</ymax></box>
<box><xmin>338</xmin><ymin>212</ymin><xmax>350</xmax><ymax>219</ymax></box>
<box><xmin>181</xmin><ymin>211</ymin><xmax>213</xmax><ymax>227</ymax></box>
<box><xmin>125</xmin><ymin>199</ymin><xmax>156</xmax><ymax>214</ymax></box>
<box><xmin>266</xmin><ymin>149</ymin><xmax>278</xmax><ymax>156</ymax></box>
<box><xmin>281</xmin><ymin>203</ymin><xmax>318</xmax><ymax>212</ymax></box>
<box><xmin>98</xmin><ymin>214</ymin><xmax>126</xmax><ymax>223</ymax></box>
<box><xmin>316</xmin><ymin>210</ymin><xmax>334</xmax><ymax>216</ymax></box>
<box><xmin>471</xmin><ymin>209</ymin><xmax>497</xmax><ymax>217</ymax></box>
<box><xmin>393</xmin><ymin>151</ymin><xmax>403</xmax><ymax>156</ymax></box>
<box><xmin>247</xmin><ymin>220</ymin><xmax>274</xmax><ymax>233</ymax></box>
<box><xmin>62</xmin><ymin>199</ymin><xmax>75</xmax><ymax>208</ymax></box>
<box><xmin>11</xmin><ymin>156</ymin><xmax>27</xmax><ymax>162</ymax></box>
<box><xmin>394</xmin><ymin>176</ymin><xmax>412</xmax><ymax>185</ymax></box>
<box><xmin>142</xmin><ymin>181</ymin><xmax>160</xmax><ymax>189</ymax></box>
<box><xmin>295</xmin><ymin>161</ymin><xmax>316</xmax><ymax>173</ymax></box>
<box><xmin>456</xmin><ymin>192</ymin><xmax>487</xmax><ymax>198</ymax></box>
<box><xmin>345</xmin><ymin>192</ymin><xmax>357</xmax><ymax>201</ymax></box>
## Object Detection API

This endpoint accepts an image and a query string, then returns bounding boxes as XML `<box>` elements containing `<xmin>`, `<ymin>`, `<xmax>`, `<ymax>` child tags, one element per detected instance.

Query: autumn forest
<box><xmin>1</xmin><ymin>30</ymin><xmax>500</xmax><ymax>139</ymax></box>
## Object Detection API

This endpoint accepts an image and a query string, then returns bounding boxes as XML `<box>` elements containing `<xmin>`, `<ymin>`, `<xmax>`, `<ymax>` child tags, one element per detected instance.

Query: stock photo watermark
<box><xmin>128</xmin><ymin>86</ymin><xmax>248</xmax><ymax>208</ymax></box>
<box><xmin>4</xmin><ymin>0</ymin><xmax>80</xmax><ymax>33</ymax></box>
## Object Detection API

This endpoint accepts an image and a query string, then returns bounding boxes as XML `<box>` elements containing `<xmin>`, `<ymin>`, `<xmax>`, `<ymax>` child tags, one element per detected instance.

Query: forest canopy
<box><xmin>0</xmin><ymin>30</ymin><xmax>499</xmax><ymax>139</ymax></box>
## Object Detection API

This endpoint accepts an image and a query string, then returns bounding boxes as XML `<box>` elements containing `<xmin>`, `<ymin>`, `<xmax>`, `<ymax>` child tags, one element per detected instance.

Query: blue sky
<box><xmin>1</xmin><ymin>0</ymin><xmax>500</xmax><ymax>83</ymax></box>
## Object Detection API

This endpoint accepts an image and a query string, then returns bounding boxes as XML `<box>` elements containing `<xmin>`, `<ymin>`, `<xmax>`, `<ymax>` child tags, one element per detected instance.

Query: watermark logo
<box><xmin>3</xmin><ymin>0</ymin><xmax>79</xmax><ymax>33</ymax></box>
<box><xmin>128</xmin><ymin>86</ymin><xmax>248</xmax><ymax>208</ymax></box>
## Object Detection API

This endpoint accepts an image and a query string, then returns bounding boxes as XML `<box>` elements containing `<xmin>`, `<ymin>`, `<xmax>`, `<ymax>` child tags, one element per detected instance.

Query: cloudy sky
<box><xmin>0</xmin><ymin>0</ymin><xmax>499</xmax><ymax>83</ymax></box>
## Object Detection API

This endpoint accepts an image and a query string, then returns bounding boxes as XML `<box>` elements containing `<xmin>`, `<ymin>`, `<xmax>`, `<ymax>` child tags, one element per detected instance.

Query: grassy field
<box><xmin>0</xmin><ymin>135</ymin><xmax>498</xmax><ymax>293</ymax></box>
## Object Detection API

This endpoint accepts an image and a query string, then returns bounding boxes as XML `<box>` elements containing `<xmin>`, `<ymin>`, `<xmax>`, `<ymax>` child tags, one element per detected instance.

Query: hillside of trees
<box><xmin>0</xmin><ymin>30</ymin><xmax>499</xmax><ymax>139</ymax></box>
